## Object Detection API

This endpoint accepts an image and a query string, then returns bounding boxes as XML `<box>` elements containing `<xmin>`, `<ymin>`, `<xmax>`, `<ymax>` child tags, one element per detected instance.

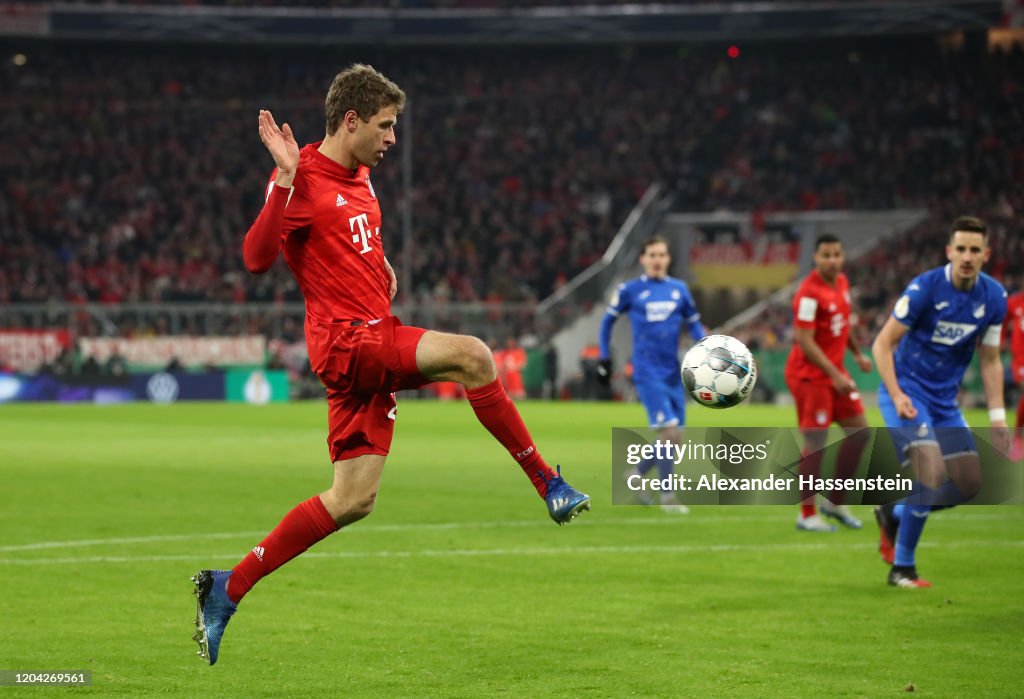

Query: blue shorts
<box><xmin>878</xmin><ymin>384</ymin><xmax>976</xmax><ymax>463</ymax></box>
<box><xmin>635</xmin><ymin>375</ymin><xmax>687</xmax><ymax>429</ymax></box>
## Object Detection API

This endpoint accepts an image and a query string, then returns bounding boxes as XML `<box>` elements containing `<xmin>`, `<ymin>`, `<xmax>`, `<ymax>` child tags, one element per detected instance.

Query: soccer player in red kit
<box><xmin>784</xmin><ymin>234</ymin><xmax>872</xmax><ymax>532</ymax></box>
<box><xmin>1007</xmin><ymin>284</ymin><xmax>1024</xmax><ymax>458</ymax></box>
<box><xmin>190</xmin><ymin>64</ymin><xmax>590</xmax><ymax>665</ymax></box>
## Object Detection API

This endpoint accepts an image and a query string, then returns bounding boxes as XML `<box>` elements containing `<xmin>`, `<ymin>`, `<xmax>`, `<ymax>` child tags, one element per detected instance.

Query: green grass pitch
<box><xmin>1</xmin><ymin>401</ymin><xmax>1021</xmax><ymax>697</ymax></box>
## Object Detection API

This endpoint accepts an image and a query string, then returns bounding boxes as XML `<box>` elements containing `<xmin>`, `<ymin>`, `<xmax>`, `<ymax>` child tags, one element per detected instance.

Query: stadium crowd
<box><xmin>732</xmin><ymin>212</ymin><xmax>1024</xmax><ymax>356</ymax></box>
<box><xmin>1</xmin><ymin>39</ymin><xmax>1021</xmax><ymax>327</ymax></box>
<box><xmin>38</xmin><ymin>0</ymin><xmax>884</xmax><ymax>7</ymax></box>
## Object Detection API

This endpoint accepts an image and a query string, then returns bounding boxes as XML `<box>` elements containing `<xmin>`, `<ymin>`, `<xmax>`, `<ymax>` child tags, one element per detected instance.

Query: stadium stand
<box><xmin>24</xmin><ymin>0</ymin><xmax>899</xmax><ymax>6</ymax></box>
<box><xmin>1</xmin><ymin>38</ymin><xmax>1021</xmax><ymax>330</ymax></box>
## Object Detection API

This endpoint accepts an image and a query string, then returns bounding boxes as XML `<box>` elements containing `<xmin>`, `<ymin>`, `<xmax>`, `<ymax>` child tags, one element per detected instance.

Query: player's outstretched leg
<box><xmin>415</xmin><ymin>331</ymin><xmax>591</xmax><ymax>523</ymax></box>
<box><xmin>191</xmin><ymin>569</ymin><xmax>237</xmax><ymax>665</ymax></box>
<box><xmin>541</xmin><ymin>465</ymin><xmax>591</xmax><ymax>524</ymax></box>
<box><xmin>874</xmin><ymin>502</ymin><xmax>899</xmax><ymax>564</ymax></box>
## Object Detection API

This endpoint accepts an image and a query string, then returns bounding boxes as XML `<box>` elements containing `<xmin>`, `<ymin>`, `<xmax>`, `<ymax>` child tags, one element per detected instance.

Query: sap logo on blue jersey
<box><xmin>645</xmin><ymin>301</ymin><xmax>677</xmax><ymax>322</ymax></box>
<box><xmin>930</xmin><ymin>321</ymin><xmax>977</xmax><ymax>346</ymax></box>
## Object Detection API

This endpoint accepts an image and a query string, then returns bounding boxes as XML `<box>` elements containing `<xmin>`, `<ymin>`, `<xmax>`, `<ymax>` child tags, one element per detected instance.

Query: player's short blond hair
<box><xmin>325</xmin><ymin>64</ymin><xmax>405</xmax><ymax>136</ymax></box>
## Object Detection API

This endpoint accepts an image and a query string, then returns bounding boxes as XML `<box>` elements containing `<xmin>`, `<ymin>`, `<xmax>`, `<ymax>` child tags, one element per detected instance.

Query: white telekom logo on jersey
<box><xmin>349</xmin><ymin>213</ymin><xmax>379</xmax><ymax>254</ymax></box>
<box><xmin>645</xmin><ymin>301</ymin><xmax>677</xmax><ymax>322</ymax></box>
<box><xmin>931</xmin><ymin>321</ymin><xmax>977</xmax><ymax>346</ymax></box>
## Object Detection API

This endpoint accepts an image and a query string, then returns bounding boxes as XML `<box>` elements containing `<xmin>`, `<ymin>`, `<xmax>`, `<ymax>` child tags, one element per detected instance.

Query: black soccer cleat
<box><xmin>887</xmin><ymin>565</ymin><xmax>932</xmax><ymax>589</ymax></box>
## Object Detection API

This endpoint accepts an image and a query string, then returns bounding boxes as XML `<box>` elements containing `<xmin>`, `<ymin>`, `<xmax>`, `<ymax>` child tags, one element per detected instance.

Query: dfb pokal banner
<box><xmin>0</xmin><ymin>330</ymin><xmax>71</xmax><ymax>372</ymax></box>
<box><xmin>611</xmin><ymin>427</ymin><xmax>1023</xmax><ymax>506</ymax></box>
<box><xmin>78</xmin><ymin>336</ymin><xmax>265</xmax><ymax>367</ymax></box>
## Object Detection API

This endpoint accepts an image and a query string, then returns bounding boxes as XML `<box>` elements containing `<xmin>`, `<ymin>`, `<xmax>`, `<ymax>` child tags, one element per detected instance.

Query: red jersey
<box><xmin>1008</xmin><ymin>291</ymin><xmax>1024</xmax><ymax>360</ymax></box>
<box><xmin>244</xmin><ymin>143</ymin><xmax>391</xmax><ymax>373</ymax></box>
<box><xmin>785</xmin><ymin>270</ymin><xmax>852</xmax><ymax>384</ymax></box>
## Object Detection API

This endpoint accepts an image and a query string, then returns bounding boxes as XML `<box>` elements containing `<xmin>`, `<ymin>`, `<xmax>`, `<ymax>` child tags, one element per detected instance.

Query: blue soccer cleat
<box><xmin>191</xmin><ymin>569</ymin><xmax>237</xmax><ymax>665</ymax></box>
<box><xmin>542</xmin><ymin>465</ymin><xmax>591</xmax><ymax>524</ymax></box>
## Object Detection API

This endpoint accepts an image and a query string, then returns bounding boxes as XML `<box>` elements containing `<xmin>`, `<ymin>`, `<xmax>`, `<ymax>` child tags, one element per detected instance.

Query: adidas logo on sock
<box><xmin>252</xmin><ymin>545</ymin><xmax>265</xmax><ymax>561</ymax></box>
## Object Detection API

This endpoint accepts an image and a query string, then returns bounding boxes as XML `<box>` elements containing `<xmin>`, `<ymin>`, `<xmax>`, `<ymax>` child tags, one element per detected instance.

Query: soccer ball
<box><xmin>681</xmin><ymin>335</ymin><xmax>757</xmax><ymax>409</ymax></box>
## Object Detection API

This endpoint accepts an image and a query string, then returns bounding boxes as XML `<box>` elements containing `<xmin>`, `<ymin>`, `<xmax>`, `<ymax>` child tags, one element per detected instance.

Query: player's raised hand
<box><xmin>258</xmin><ymin>110</ymin><xmax>300</xmax><ymax>184</ymax></box>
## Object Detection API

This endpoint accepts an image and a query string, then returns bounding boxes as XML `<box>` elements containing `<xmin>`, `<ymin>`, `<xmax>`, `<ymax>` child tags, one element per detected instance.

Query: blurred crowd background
<box><xmin>1</xmin><ymin>4</ymin><xmax>1022</xmax><ymax>399</ymax></box>
<box><xmin>2</xmin><ymin>38</ymin><xmax>1020</xmax><ymax>310</ymax></box>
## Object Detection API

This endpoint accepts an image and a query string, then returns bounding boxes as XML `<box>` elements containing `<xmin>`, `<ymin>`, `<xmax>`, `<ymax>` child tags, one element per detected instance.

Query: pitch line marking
<box><xmin>1</xmin><ymin>510</ymin><xmax>1020</xmax><ymax>553</ymax></box>
<box><xmin>1</xmin><ymin>539</ymin><xmax>1022</xmax><ymax>566</ymax></box>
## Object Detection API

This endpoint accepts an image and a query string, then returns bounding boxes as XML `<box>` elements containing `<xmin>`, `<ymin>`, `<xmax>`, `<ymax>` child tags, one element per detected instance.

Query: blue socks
<box><xmin>894</xmin><ymin>502</ymin><xmax>930</xmax><ymax>566</ymax></box>
<box><xmin>636</xmin><ymin>458</ymin><xmax>656</xmax><ymax>476</ymax></box>
<box><xmin>636</xmin><ymin>457</ymin><xmax>675</xmax><ymax>481</ymax></box>
<box><xmin>893</xmin><ymin>481</ymin><xmax>968</xmax><ymax>566</ymax></box>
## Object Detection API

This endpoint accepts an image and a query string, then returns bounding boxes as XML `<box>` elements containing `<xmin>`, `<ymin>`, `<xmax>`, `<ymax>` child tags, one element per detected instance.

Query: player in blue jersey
<box><xmin>871</xmin><ymin>216</ymin><xmax>1009</xmax><ymax>588</ymax></box>
<box><xmin>598</xmin><ymin>237</ymin><xmax>706</xmax><ymax>512</ymax></box>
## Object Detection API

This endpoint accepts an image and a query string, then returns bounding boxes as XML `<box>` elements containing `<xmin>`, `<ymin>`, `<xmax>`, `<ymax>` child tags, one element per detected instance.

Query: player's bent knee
<box><xmin>661</xmin><ymin>425</ymin><xmax>683</xmax><ymax>442</ymax></box>
<box><xmin>416</xmin><ymin>331</ymin><xmax>496</xmax><ymax>386</ymax></box>
<box><xmin>346</xmin><ymin>493</ymin><xmax>378</xmax><ymax>522</ymax></box>
<box><xmin>322</xmin><ymin>488</ymin><xmax>378</xmax><ymax>527</ymax></box>
<box><xmin>957</xmin><ymin>475</ymin><xmax>982</xmax><ymax>500</ymax></box>
<box><xmin>460</xmin><ymin>336</ymin><xmax>496</xmax><ymax>385</ymax></box>
<box><xmin>950</xmin><ymin>458</ymin><xmax>983</xmax><ymax>500</ymax></box>
<box><xmin>909</xmin><ymin>447</ymin><xmax>947</xmax><ymax>489</ymax></box>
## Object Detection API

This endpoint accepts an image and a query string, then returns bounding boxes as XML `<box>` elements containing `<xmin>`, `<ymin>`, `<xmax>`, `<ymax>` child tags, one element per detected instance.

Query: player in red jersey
<box><xmin>190</xmin><ymin>65</ymin><xmax>589</xmax><ymax>666</ymax></box>
<box><xmin>1007</xmin><ymin>283</ymin><xmax>1024</xmax><ymax>458</ymax></box>
<box><xmin>784</xmin><ymin>234</ymin><xmax>872</xmax><ymax>532</ymax></box>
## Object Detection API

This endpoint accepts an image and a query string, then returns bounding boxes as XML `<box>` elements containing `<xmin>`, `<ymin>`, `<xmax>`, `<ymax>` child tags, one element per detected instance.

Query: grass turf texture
<box><xmin>0</xmin><ymin>402</ymin><xmax>1021</xmax><ymax>697</ymax></box>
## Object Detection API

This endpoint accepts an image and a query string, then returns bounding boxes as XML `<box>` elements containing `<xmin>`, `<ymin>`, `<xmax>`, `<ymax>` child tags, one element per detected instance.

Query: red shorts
<box><xmin>1013</xmin><ymin>360</ymin><xmax>1024</xmax><ymax>386</ymax></box>
<box><xmin>785</xmin><ymin>376</ymin><xmax>864</xmax><ymax>429</ymax></box>
<box><xmin>314</xmin><ymin>316</ymin><xmax>429</xmax><ymax>462</ymax></box>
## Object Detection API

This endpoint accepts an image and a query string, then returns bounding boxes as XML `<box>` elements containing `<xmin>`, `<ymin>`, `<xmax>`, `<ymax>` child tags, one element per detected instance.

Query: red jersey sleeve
<box><xmin>792</xmin><ymin>279</ymin><xmax>821</xmax><ymax>329</ymax></box>
<box><xmin>1008</xmin><ymin>293</ymin><xmax>1024</xmax><ymax>357</ymax></box>
<box><xmin>242</xmin><ymin>169</ymin><xmax>314</xmax><ymax>273</ymax></box>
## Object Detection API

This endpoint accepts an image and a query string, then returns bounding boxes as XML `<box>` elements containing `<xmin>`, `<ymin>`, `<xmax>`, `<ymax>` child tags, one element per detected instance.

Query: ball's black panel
<box><xmin>682</xmin><ymin>367</ymin><xmax>697</xmax><ymax>392</ymax></box>
<box><xmin>706</xmin><ymin>347</ymin><xmax>734</xmax><ymax>372</ymax></box>
<box><xmin>712</xmin><ymin>392</ymin><xmax>743</xmax><ymax>409</ymax></box>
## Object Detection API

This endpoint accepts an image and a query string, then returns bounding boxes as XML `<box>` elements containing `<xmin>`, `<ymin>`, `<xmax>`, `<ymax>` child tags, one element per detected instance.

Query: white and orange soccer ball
<box><xmin>681</xmin><ymin>335</ymin><xmax>757</xmax><ymax>409</ymax></box>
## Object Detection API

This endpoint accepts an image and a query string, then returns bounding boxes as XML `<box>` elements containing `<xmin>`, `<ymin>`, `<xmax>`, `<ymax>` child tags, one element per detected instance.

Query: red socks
<box><xmin>830</xmin><ymin>429</ymin><xmax>869</xmax><ymax>504</ymax></box>
<box><xmin>798</xmin><ymin>447</ymin><xmax>823</xmax><ymax>518</ymax></box>
<box><xmin>466</xmin><ymin>378</ymin><xmax>557</xmax><ymax>497</ymax></box>
<box><xmin>227</xmin><ymin>496</ymin><xmax>338</xmax><ymax>603</ymax></box>
<box><xmin>225</xmin><ymin>378</ymin><xmax>551</xmax><ymax>605</ymax></box>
